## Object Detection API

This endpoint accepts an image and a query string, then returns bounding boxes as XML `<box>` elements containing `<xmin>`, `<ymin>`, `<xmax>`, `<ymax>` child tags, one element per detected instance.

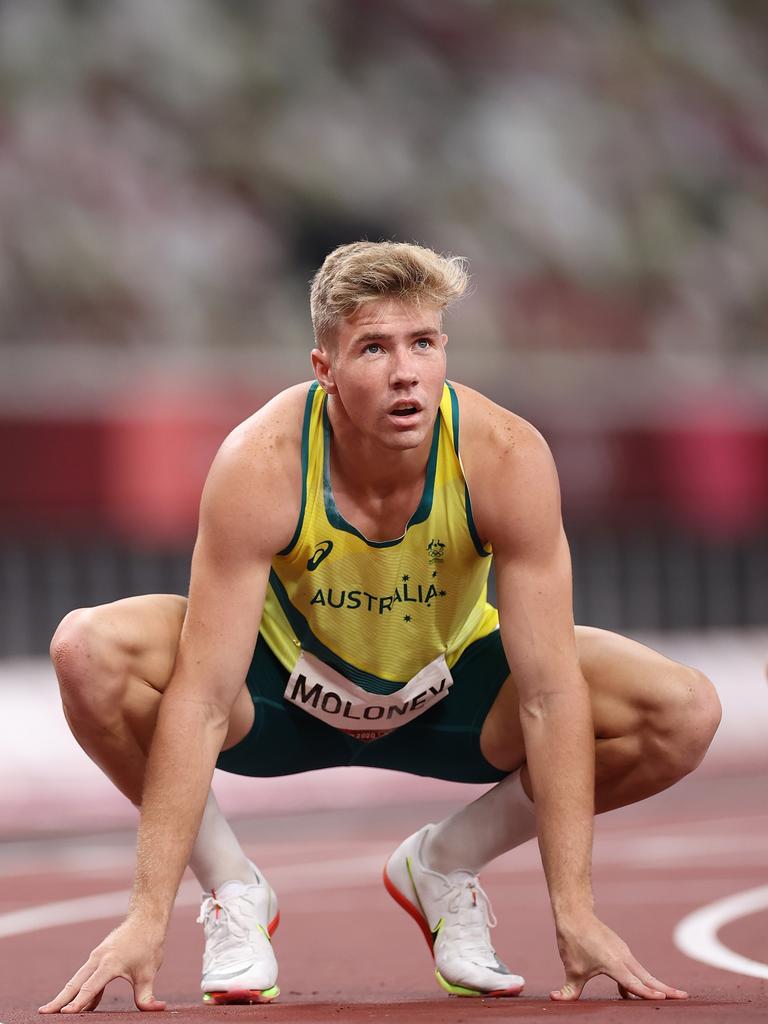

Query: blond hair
<box><xmin>310</xmin><ymin>240</ymin><xmax>469</xmax><ymax>346</ymax></box>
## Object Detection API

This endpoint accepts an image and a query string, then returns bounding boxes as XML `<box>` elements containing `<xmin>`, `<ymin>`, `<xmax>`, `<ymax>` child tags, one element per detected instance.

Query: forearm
<box><xmin>128</xmin><ymin>688</ymin><xmax>227</xmax><ymax>933</ymax></box>
<box><xmin>521</xmin><ymin>683</ymin><xmax>595</xmax><ymax>922</ymax></box>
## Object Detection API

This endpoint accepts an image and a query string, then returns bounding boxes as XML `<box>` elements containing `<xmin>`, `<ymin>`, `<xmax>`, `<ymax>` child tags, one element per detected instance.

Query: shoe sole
<box><xmin>203</xmin><ymin>985</ymin><xmax>280</xmax><ymax>1005</ymax></box>
<box><xmin>202</xmin><ymin>909</ymin><xmax>281</xmax><ymax>1005</ymax></box>
<box><xmin>383</xmin><ymin>859</ymin><xmax>524</xmax><ymax>999</ymax></box>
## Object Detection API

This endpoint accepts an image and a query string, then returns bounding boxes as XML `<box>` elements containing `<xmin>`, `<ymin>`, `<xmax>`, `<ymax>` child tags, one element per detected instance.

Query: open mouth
<box><xmin>388</xmin><ymin>399</ymin><xmax>422</xmax><ymax>420</ymax></box>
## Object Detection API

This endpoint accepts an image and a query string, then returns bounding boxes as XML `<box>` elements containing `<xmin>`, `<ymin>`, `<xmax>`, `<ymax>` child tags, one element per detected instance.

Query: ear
<box><xmin>311</xmin><ymin>346</ymin><xmax>338</xmax><ymax>395</ymax></box>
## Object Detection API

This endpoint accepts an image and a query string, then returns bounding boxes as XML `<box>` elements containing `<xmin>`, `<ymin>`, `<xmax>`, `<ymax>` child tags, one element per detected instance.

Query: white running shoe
<box><xmin>383</xmin><ymin>825</ymin><xmax>525</xmax><ymax>998</ymax></box>
<box><xmin>197</xmin><ymin>864</ymin><xmax>280</xmax><ymax>1004</ymax></box>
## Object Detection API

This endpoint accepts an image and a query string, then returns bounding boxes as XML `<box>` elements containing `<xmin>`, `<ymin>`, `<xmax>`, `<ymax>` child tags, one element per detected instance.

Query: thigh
<box><xmin>479</xmin><ymin>625</ymin><xmax>693</xmax><ymax>771</ymax></box>
<box><xmin>72</xmin><ymin>593</ymin><xmax>254</xmax><ymax>750</ymax></box>
<box><xmin>88</xmin><ymin>593</ymin><xmax>187</xmax><ymax>691</ymax></box>
<box><xmin>574</xmin><ymin>625</ymin><xmax>700</xmax><ymax>739</ymax></box>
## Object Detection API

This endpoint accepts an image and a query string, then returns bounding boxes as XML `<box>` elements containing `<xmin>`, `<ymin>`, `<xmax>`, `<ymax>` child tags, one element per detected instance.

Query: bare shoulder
<box><xmin>199</xmin><ymin>382</ymin><xmax>313</xmax><ymax>558</ymax></box>
<box><xmin>224</xmin><ymin>381</ymin><xmax>311</xmax><ymax>460</ymax></box>
<box><xmin>449</xmin><ymin>381</ymin><xmax>560</xmax><ymax>549</ymax></box>
<box><xmin>450</xmin><ymin>381</ymin><xmax>552</xmax><ymax>471</ymax></box>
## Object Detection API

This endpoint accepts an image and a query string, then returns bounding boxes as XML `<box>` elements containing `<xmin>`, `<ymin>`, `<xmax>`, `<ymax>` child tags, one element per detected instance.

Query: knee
<box><xmin>651</xmin><ymin>666</ymin><xmax>721</xmax><ymax>782</ymax></box>
<box><xmin>50</xmin><ymin>606</ymin><xmax>131</xmax><ymax>716</ymax></box>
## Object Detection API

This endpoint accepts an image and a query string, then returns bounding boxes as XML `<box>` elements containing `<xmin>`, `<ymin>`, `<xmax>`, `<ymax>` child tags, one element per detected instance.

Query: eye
<box><xmin>415</xmin><ymin>338</ymin><xmax>432</xmax><ymax>349</ymax></box>
<box><xmin>363</xmin><ymin>343</ymin><xmax>382</xmax><ymax>354</ymax></box>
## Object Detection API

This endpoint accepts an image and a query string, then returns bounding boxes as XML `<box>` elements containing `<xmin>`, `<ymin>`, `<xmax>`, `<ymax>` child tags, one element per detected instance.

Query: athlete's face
<box><xmin>312</xmin><ymin>299</ymin><xmax>448</xmax><ymax>451</ymax></box>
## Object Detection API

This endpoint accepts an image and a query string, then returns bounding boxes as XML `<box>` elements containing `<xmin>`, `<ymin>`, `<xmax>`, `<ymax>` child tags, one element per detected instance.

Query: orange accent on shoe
<box><xmin>382</xmin><ymin>864</ymin><xmax>435</xmax><ymax>955</ymax></box>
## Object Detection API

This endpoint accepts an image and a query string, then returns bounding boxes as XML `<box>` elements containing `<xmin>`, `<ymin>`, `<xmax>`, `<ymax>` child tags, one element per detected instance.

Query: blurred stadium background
<box><xmin>1</xmin><ymin>0</ymin><xmax>766</xmax><ymax>833</ymax></box>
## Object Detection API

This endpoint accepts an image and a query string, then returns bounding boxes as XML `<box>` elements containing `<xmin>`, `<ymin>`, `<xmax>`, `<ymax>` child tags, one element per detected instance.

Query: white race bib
<box><xmin>284</xmin><ymin>650</ymin><xmax>453</xmax><ymax>741</ymax></box>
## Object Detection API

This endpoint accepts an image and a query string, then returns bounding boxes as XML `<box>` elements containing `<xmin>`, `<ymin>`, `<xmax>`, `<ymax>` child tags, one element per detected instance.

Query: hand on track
<box><xmin>550</xmin><ymin>912</ymin><xmax>689</xmax><ymax>1002</ymax></box>
<box><xmin>38</xmin><ymin>918</ymin><xmax>166</xmax><ymax>1014</ymax></box>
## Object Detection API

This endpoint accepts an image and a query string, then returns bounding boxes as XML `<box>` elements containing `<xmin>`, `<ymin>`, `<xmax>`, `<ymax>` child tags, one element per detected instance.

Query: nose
<box><xmin>390</xmin><ymin>346</ymin><xmax>419</xmax><ymax>388</ymax></box>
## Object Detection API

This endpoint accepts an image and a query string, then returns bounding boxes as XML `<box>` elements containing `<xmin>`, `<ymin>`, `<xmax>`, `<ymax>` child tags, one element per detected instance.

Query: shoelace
<box><xmin>197</xmin><ymin>895</ymin><xmax>265</xmax><ymax>960</ymax></box>
<box><xmin>446</xmin><ymin>877</ymin><xmax>497</xmax><ymax>925</ymax></box>
<box><xmin>439</xmin><ymin>878</ymin><xmax>501</xmax><ymax>963</ymax></box>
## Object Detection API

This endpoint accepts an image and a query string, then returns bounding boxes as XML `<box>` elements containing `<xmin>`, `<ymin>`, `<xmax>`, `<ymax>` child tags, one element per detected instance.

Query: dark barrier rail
<box><xmin>1</xmin><ymin>532</ymin><xmax>766</xmax><ymax>658</ymax></box>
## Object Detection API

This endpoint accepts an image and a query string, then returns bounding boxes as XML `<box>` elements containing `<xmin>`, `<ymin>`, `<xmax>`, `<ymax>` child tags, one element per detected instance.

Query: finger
<box><xmin>618</xmin><ymin>983</ymin><xmax>634</xmax><ymax>1000</ymax></box>
<box><xmin>549</xmin><ymin>977</ymin><xmax>586</xmax><ymax>1001</ymax></box>
<box><xmin>636</xmin><ymin>974</ymin><xmax>688</xmax><ymax>999</ymax></box>
<box><xmin>134</xmin><ymin>976</ymin><xmax>166</xmax><ymax>1013</ymax></box>
<box><xmin>60</xmin><ymin>969</ymin><xmax>117</xmax><ymax>1014</ymax></box>
<box><xmin>611</xmin><ymin>969</ymin><xmax>667</xmax><ymax>1000</ymax></box>
<box><xmin>71</xmin><ymin>987</ymin><xmax>105</xmax><ymax>1014</ymax></box>
<box><xmin>629</xmin><ymin>960</ymin><xmax>688</xmax><ymax>999</ymax></box>
<box><xmin>83</xmin><ymin>982</ymin><xmax>109</xmax><ymax>1013</ymax></box>
<box><xmin>89</xmin><ymin>989</ymin><xmax>105</xmax><ymax>1012</ymax></box>
<box><xmin>64</xmin><ymin>983</ymin><xmax>105</xmax><ymax>1015</ymax></box>
<box><xmin>39</xmin><ymin>963</ymin><xmax>99</xmax><ymax>1014</ymax></box>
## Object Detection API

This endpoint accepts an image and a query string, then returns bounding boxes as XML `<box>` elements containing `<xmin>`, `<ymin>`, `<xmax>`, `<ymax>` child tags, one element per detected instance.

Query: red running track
<box><xmin>1</xmin><ymin>772</ymin><xmax>767</xmax><ymax>1024</ymax></box>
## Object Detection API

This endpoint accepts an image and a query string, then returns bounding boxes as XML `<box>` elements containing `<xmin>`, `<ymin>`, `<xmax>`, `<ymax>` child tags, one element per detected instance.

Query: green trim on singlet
<box><xmin>447</xmin><ymin>379</ymin><xmax>460</xmax><ymax>456</ymax></box>
<box><xmin>466</xmin><ymin>496</ymin><xmax>490</xmax><ymax>558</ymax></box>
<box><xmin>277</xmin><ymin>382</ymin><xmax>318</xmax><ymax>557</ymax></box>
<box><xmin>268</xmin><ymin>569</ymin><xmax>408</xmax><ymax>693</ymax></box>
<box><xmin>445</xmin><ymin>381</ymin><xmax>491</xmax><ymax>559</ymax></box>
<box><xmin>320</xmin><ymin>397</ymin><xmax>441</xmax><ymax>549</ymax></box>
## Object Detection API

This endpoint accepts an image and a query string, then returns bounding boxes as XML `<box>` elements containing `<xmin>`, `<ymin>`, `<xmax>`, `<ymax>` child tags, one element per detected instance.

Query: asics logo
<box><xmin>307</xmin><ymin>540</ymin><xmax>333</xmax><ymax>571</ymax></box>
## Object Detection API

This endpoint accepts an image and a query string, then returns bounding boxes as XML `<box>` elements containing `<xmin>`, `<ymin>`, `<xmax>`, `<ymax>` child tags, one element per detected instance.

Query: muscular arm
<box><xmin>129</xmin><ymin>452</ymin><xmax>286</xmax><ymax>933</ymax></box>
<box><xmin>40</xmin><ymin>388</ymin><xmax>305</xmax><ymax>1013</ymax></box>
<box><xmin>467</xmin><ymin>402</ymin><xmax>594</xmax><ymax>922</ymax></box>
<box><xmin>133</xmin><ymin>397</ymin><xmax>303</xmax><ymax>922</ymax></box>
<box><xmin>462</xmin><ymin>387</ymin><xmax>682</xmax><ymax>1001</ymax></box>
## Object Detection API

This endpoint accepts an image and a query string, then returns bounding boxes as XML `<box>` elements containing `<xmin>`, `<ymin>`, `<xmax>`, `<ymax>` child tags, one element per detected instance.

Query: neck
<box><xmin>325</xmin><ymin>395</ymin><xmax>433</xmax><ymax>498</ymax></box>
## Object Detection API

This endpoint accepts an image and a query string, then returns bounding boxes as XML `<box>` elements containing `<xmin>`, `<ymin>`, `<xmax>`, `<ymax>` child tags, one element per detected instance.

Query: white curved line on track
<box><xmin>6</xmin><ymin>840</ymin><xmax>768</xmax><ymax>989</ymax></box>
<box><xmin>674</xmin><ymin>884</ymin><xmax>768</xmax><ymax>980</ymax></box>
<box><xmin>0</xmin><ymin>854</ymin><xmax>384</xmax><ymax>940</ymax></box>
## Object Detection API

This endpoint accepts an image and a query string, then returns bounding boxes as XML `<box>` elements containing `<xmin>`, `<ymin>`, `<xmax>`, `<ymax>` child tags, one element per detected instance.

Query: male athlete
<box><xmin>41</xmin><ymin>241</ymin><xmax>720</xmax><ymax>1012</ymax></box>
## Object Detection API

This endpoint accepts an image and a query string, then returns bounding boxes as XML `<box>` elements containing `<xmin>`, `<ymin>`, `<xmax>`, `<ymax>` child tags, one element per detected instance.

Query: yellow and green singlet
<box><xmin>259</xmin><ymin>381</ymin><xmax>499</xmax><ymax>694</ymax></box>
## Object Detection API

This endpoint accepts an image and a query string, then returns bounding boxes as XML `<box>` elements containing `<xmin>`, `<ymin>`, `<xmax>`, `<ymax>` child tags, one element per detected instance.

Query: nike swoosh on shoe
<box><xmin>208</xmin><ymin>965</ymin><xmax>255</xmax><ymax>980</ymax></box>
<box><xmin>488</xmin><ymin>962</ymin><xmax>513</xmax><ymax>974</ymax></box>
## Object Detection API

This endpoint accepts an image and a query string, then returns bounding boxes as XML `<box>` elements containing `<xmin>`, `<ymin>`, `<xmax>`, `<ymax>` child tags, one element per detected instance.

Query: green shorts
<box><xmin>216</xmin><ymin>629</ymin><xmax>510</xmax><ymax>784</ymax></box>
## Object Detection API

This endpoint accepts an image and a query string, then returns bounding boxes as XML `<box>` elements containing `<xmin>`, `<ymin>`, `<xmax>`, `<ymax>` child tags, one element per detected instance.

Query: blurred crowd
<box><xmin>1</xmin><ymin>2</ymin><xmax>767</xmax><ymax>650</ymax></box>
<box><xmin>1</xmin><ymin>0</ymin><xmax>767</xmax><ymax>362</ymax></box>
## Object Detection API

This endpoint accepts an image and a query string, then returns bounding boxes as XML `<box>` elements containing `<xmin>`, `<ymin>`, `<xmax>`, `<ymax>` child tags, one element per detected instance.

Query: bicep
<box><xmin>169</xmin><ymin>431</ymin><xmax>295</xmax><ymax>711</ymax></box>
<box><xmin>479</xmin><ymin>426</ymin><xmax>580</xmax><ymax>700</ymax></box>
<box><xmin>174</xmin><ymin>537</ymin><xmax>272</xmax><ymax>709</ymax></box>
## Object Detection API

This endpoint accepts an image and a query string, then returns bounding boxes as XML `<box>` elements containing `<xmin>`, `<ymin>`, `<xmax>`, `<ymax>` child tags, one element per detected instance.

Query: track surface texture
<box><xmin>1</xmin><ymin>773</ymin><xmax>766</xmax><ymax>1023</ymax></box>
